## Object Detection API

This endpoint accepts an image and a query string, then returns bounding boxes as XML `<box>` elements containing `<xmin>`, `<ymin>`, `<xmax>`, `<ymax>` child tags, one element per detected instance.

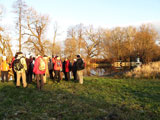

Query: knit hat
<box><xmin>77</xmin><ymin>54</ymin><xmax>81</xmax><ymax>58</ymax></box>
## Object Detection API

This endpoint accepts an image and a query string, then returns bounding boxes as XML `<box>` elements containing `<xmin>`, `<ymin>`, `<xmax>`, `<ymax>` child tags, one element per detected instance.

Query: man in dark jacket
<box><xmin>48</xmin><ymin>57</ymin><xmax>53</xmax><ymax>79</ymax></box>
<box><xmin>72</xmin><ymin>59</ymin><xmax>77</xmax><ymax>81</ymax></box>
<box><xmin>26</xmin><ymin>55</ymin><xmax>31</xmax><ymax>83</ymax></box>
<box><xmin>76</xmin><ymin>55</ymin><xmax>85</xmax><ymax>84</ymax></box>
<box><xmin>11</xmin><ymin>55</ymin><xmax>17</xmax><ymax>84</ymax></box>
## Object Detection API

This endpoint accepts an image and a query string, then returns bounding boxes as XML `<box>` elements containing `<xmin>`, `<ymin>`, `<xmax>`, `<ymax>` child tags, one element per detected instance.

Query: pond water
<box><xmin>83</xmin><ymin>66</ymin><xmax>131</xmax><ymax>76</ymax></box>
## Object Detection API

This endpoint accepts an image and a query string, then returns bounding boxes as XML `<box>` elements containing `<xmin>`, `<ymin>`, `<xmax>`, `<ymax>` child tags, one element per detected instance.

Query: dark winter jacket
<box><xmin>76</xmin><ymin>58</ymin><xmax>84</xmax><ymax>70</ymax></box>
<box><xmin>72</xmin><ymin>61</ymin><xmax>77</xmax><ymax>72</ymax></box>
<box><xmin>48</xmin><ymin>59</ymin><xmax>53</xmax><ymax>70</ymax></box>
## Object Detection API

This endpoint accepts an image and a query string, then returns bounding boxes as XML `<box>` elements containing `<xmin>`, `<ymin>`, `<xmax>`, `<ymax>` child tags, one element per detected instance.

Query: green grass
<box><xmin>0</xmin><ymin>77</ymin><xmax>160</xmax><ymax>120</ymax></box>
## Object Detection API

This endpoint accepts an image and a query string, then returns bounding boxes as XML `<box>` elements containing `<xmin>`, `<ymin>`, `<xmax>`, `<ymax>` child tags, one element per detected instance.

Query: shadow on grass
<box><xmin>0</xmin><ymin>80</ymin><xmax>159</xmax><ymax>120</ymax></box>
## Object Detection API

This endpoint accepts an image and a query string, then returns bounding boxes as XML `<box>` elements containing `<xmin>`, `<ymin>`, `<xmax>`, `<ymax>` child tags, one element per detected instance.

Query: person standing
<box><xmin>72</xmin><ymin>59</ymin><xmax>77</xmax><ymax>81</ymax></box>
<box><xmin>52</xmin><ymin>55</ymin><xmax>56</xmax><ymax>78</ymax></box>
<box><xmin>26</xmin><ymin>55</ymin><xmax>31</xmax><ymax>83</ymax></box>
<box><xmin>28</xmin><ymin>55</ymin><xmax>33</xmax><ymax>83</ymax></box>
<box><xmin>0</xmin><ymin>56</ymin><xmax>9</xmax><ymax>82</ymax></box>
<box><xmin>53</xmin><ymin>57</ymin><xmax>62</xmax><ymax>83</ymax></box>
<box><xmin>63</xmin><ymin>58</ymin><xmax>71</xmax><ymax>81</ymax></box>
<box><xmin>33</xmin><ymin>55</ymin><xmax>46</xmax><ymax>90</ymax></box>
<box><xmin>11</xmin><ymin>54</ymin><xmax>18</xmax><ymax>84</ymax></box>
<box><xmin>14</xmin><ymin>52</ymin><xmax>27</xmax><ymax>88</ymax></box>
<box><xmin>43</xmin><ymin>55</ymin><xmax>49</xmax><ymax>84</ymax></box>
<box><xmin>76</xmin><ymin>55</ymin><xmax>85</xmax><ymax>84</ymax></box>
<box><xmin>48</xmin><ymin>57</ymin><xmax>53</xmax><ymax>79</ymax></box>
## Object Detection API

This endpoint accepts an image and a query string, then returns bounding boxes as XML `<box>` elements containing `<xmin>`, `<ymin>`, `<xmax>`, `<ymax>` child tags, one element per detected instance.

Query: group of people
<box><xmin>0</xmin><ymin>52</ymin><xmax>85</xmax><ymax>90</ymax></box>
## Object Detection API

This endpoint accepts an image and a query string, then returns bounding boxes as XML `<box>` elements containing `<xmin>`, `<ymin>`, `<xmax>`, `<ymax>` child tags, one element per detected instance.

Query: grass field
<box><xmin>0</xmin><ymin>77</ymin><xmax>160</xmax><ymax>120</ymax></box>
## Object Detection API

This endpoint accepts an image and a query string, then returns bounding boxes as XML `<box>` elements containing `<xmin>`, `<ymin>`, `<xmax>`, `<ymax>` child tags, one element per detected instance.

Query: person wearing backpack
<box><xmin>14</xmin><ymin>52</ymin><xmax>27</xmax><ymax>88</ymax></box>
<box><xmin>76</xmin><ymin>55</ymin><xmax>85</xmax><ymax>84</ymax></box>
<box><xmin>33</xmin><ymin>55</ymin><xmax>46</xmax><ymax>90</ymax></box>
<box><xmin>43</xmin><ymin>55</ymin><xmax>49</xmax><ymax>84</ymax></box>
<box><xmin>53</xmin><ymin>57</ymin><xmax>62</xmax><ymax>83</ymax></box>
<box><xmin>0</xmin><ymin>56</ymin><xmax>9</xmax><ymax>82</ymax></box>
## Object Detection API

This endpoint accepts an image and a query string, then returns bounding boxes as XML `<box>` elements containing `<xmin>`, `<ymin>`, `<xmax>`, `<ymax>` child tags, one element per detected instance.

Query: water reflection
<box><xmin>84</xmin><ymin>66</ymin><xmax>130</xmax><ymax>76</ymax></box>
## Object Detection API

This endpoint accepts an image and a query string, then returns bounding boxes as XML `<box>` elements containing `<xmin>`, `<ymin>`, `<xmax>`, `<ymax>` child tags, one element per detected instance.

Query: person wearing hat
<box><xmin>0</xmin><ymin>56</ymin><xmax>9</xmax><ymax>82</ymax></box>
<box><xmin>53</xmin><ymin>56</ymin><xmax>62</xmax><ymax>83</ymax></box>
<box><xmin>76</xmin><ymin>55</ymin><xmax>85</xmax><ymax>84</ymax></box>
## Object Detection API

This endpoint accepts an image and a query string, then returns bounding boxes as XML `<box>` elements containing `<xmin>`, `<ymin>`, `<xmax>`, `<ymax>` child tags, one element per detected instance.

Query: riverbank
<box><xmin>0</xmin><ymin>77</ymin><xmax>160</xmax><ymax>120</ymax></box>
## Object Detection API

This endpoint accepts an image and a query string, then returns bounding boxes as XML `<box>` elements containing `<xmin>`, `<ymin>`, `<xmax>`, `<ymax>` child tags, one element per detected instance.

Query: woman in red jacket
<box><xmin>33</xmin><ymin>55</ymin><xmax>46</xmax><ymax>90</ymax></box>
<box><xmin>63</xmin><ymin>58</ymin><xmax>71</xmax><ymax>81</ymax></box>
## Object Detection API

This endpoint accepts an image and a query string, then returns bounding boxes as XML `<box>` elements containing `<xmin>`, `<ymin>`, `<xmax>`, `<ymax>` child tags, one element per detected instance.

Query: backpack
<box><xmin>56</xmin><ymin>60</ymin><xmax>61</xmax><ymax>67</ymax></box>
<box><xmin>14</xmin><ymin>58</ymin><xmax>24</xmax><ymax>71</ymax></box>
<box><xmin>39</xmin><ymin>58</ymin><xmax>45</xmax><ymax>71</ymax></box>
<box><xmin>81</xmin><ymin>61</ymin><xmax>85</xmax><ymax>69</ymax></box>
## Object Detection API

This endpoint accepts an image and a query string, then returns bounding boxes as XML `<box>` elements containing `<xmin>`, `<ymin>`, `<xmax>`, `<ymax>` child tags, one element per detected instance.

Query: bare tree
<box><xmin>103</xmin><ymin>27</ymin><xmax>126</xmax><ymax>61</ymax></box>
<box><xmin>64</xmin><ymin>38</ymin><xmax>77</xmax><ymax>60</ymax></box>
<box><xmin>0</xmin><ymin>6</ymin><xmax>13</xmax><ymax>57</ymax></box>
<box><xmin>122</xmin><ymin>26</ymin><xmax>137</xmax><ymax>61</ymax></box>
<box><xmin>0</xmin><ymin>32</ymin><xmax>13</xmax><ymax>57</ymax></box>
<box><xmin>13</xmin><ymin>0</ymin><xmax>27</xmax><ymax>52</ymax></box>
<box><xmin>52</xmin><ymin>22</ymin><xmax>58</xmax><ymax>55</ymax></box>
<box><xmin>83</xmin><ymin>26</ymin><xmax>102</xmax><ymax>62</ymax></box>
<box><xmin>133</xmin><ymin>24</ymin><xmax>159</xmax><ymax>63</ymax></box>
<box><xmin>24</xmin><ymin>8</ymin><xmax>49</xmax><ymax>56</ymax></box>
<box><xmin>76</xmin><ymin>24</ymin><xmax>85</xmax><ymax>54</ymax></box>
<box><xmin>67</xmin><ymin>24</ymin><xmax>85</xmax><ymax>55</ymax></box>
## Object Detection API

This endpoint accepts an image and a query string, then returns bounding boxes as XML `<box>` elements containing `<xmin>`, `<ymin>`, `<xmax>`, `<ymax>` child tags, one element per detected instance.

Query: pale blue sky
<box><xmin>0</xmin><ymin>0</ymin><xmax>160</xmax><ymax>41</ymax></box>
<box><xmin>24</xmin><ymin>0</ymin><xmax>160</xmax><ymax>26</ymax></box>
<box><xmin>1</xmin><ymin>0</ymin><xmax>160</xmax><ymax>27</ymax></box>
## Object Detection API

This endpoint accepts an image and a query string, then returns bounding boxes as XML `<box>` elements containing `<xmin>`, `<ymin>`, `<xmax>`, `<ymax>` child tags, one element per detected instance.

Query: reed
<box><xmin>125</xmin><ymin>62</ymin><xmax>160</xmax><ymax>78</ymax></box>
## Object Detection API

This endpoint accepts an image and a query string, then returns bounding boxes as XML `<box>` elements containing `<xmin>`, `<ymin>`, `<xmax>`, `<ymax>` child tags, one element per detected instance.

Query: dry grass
<box><xmin>125</xmin><ymin>62</ymin><xmax>160</xmax><ymax>78</ymax></box>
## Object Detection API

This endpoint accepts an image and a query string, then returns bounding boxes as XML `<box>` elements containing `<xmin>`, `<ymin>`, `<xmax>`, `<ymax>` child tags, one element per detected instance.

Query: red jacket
<box><xmin>10</xmin><ymin>57</ymin><xmax>15</xmax><ymax>68</ymax></box>
<box><xmin>65</xmin><ymin>60</ymin><xmax>70</xmax><ymax>72</ymax></box>
<box><xmin>52</xmin><ymin>58</ymin><xmax>55</xmax><ymax>63</ymax></box>
<box><xmin>33</xmin><ymin>56</ymin><xmax>46</xmax><ymax>74</ymax></box>
<box><xmin>54</xmin><ymin>60</ymin><xmax>62</xmax><ymax>71</ymax></box>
